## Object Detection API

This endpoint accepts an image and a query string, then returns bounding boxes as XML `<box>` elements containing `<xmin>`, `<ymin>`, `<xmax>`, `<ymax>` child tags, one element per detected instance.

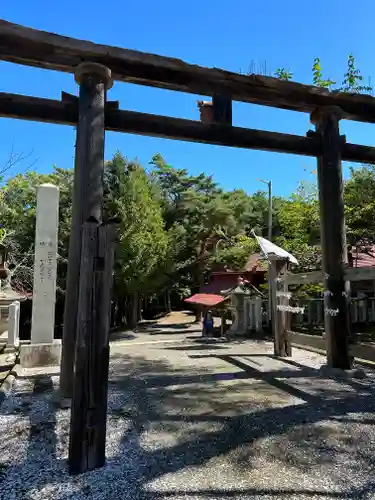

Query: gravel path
<box><xmin>1</xmin><ymin>339</ymin><xmax>375</xmax><ymax>499</ymax></box>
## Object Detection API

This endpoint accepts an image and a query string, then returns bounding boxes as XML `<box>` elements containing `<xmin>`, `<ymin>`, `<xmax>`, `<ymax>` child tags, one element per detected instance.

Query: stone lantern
<box><xmin>227</xmin><ymin>282</ymin><xmax>251</xmax><ymax>336</ymax></box>
<box><xmin>0</xmin><ymin>243</ymin><xmax>26</xmax><ymax>336</ymax></box>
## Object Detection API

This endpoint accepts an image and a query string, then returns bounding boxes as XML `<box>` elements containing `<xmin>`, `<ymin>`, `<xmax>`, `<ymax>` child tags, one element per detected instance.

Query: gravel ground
<box><xmin>1</xmin><ymin>339</ymin><xmax>375</xmax><ymax>499</ymax></box>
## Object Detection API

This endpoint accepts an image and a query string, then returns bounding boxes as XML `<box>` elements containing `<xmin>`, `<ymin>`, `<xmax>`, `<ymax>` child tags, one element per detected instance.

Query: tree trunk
<box><xmin>130</xmin><ymin>293</ymin><xmax>139</xmax><ymax>330</ymax></box>
<box><xmin>164</xmin><ymin>290</ymin><xmax>172</xmax><ymax>313</ymax></box>
<box><xmin>138</xmin><ymin>295</ymin><xmax>143</xmax><ymax>322</ymax></box>
<box><xmin>194</xmin><ymin>261</ymin><xmax>205</xmax><ymax>322</ymax></box>
<box><xmin>110</xmin><ymin>301</ymin><xmax>115</xmax><ymax>328</ymax></box>
<box><xmin>115</xmin><ymin>298</ymin><xmax>125</xmax><ymax>327</ymax></box>
<box><xmin>167</xmin><ymin>290</ymin><xmax>172</xmax><ymax>313</ymax></box>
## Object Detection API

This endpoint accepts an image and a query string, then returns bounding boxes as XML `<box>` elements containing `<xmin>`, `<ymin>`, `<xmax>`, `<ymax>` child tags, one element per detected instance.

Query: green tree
<box><xmin>277</xmin><ymin>180</ymin><xmax>321</xmax><ymax>271</ymax></box>
<box><xmin>150</xmin><ymin>154</ymin><xmax>274</xmax><ymax>318</ymax></box>
<box><xmin>0</xmin><ymin>167</ymin><xmax>73</xmax><ymax>293</ymax></box>
<box><xmin>212</xmin><ymin>234</ymin><xmax>259</xmax><ymax>270</ymax></box>
<box><xmin>104</xmin><ymin>152</ymin><xmax>168</xmax><ymax>327</ymax></box>
<box><xmin>150</xmin><ymin>154</ymin><xmax>224</xmax><ymax>288</ymax></box>
<box><xmin>344</xmin><ymin>164</ymin><xmax>375</xmax><ymax>246</ymax></box>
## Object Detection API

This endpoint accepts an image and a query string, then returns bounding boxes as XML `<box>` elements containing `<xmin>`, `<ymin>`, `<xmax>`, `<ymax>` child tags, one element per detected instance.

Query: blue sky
<box><xmin>1</xmin><ymin>1</ymin><xmax>374</xmax><ymax>196</ymax></box>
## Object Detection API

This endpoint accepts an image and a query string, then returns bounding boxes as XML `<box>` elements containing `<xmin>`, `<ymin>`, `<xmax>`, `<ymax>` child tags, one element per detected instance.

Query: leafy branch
<box><xmin>336</xmin><ymin>53</ymin><xmax>372</xmax><ymax>94</ymax></box>
<box><xmin>312</xmin><ymin>57</ymin><xmax>336</xmax><ymax>89</ymax></box>
<box><xmin>274</xmin><ymin>68</ymin><xmax>293</xmax><ymax>81</ymax></box>
<box><xmin>274</xmin><ymin>54</ymin><xmax>372</xmax><ymax>95</ymax></box>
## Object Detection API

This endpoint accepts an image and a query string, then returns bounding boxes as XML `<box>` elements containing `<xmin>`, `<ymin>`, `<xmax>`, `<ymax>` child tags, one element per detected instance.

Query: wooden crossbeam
<box><xmin>345</xmin><ymin>266</ymin><xmax>375</xmax><ymax>282</ymax></box>
<box><xmin>1</xmin><ymin>92</ymin><xmax>375</xmax><ymax>163</ymax></box>
<box><xmin>284</xmin><ymin>270</ymin><xmax>324</xmax><ymax>285</ymax></box>
<box><xmin>2</xmin><ymin>20</ymin><xmax>375</xmax><ymax>123</ymax></box>
<box><xmin>284</xmin><ymin>266</ymin><xmax>375</xmax><ymax>285</ymax></box>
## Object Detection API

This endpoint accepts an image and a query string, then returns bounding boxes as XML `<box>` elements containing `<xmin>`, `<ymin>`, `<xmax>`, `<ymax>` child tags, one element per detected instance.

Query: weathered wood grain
<box><xmin>270</xmin><ymin>257</ymin><xmax>291</xmax><ymax>357</ymax></box>
<box><xmin>212</xmin><ymin>93</ymin><xmax>232</xmax><ymax>125</ymax></box>
<box><xmin>313</xmin><ymin>107</ymin><xmax>351</xmax><ymax>369</ymax></box>
<box><xmin>1</xmin><ymin>20</ymin><xmax>375</xmax><ymax>122</ymax></box>
<box><xmin>68</xmin><ymin>221</ymin><xmax>116</xmax><ymax>474</ymax></box>
<box><xmin>60</xmin><ymin>68</ymin><xmax>107</xmax><ymax>400</ymax></box>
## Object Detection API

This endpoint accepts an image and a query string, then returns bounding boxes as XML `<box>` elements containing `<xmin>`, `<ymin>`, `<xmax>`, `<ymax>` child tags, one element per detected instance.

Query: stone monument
<box><xmin>20</xmin><ymin>183</ymin><xmax>60</xmax><ymax>367</ymax></box>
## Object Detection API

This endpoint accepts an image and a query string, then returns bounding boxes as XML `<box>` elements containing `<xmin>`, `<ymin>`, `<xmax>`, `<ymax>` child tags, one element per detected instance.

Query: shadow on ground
<box><xmin>109</xmin><ymin>331</ymin><xmax>138</xmax><ymax>342</ymax></box>
<box><xmin>104</xmin><ymin>351</ymin><xmax>375</xmax><ymax>498</ymax></box>
<box><xmin>109</xmin><ymin>324</ymin><xmax>202</xmax><ymax>342</ymax></box>
<box><xmin>2</xmin><ymin>347</ymin><xmax>375</xmax><ymax>499</ymax></box>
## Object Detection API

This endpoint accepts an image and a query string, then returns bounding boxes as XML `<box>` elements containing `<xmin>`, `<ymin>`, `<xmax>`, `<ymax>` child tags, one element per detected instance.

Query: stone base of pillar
<box><xmin>20</xmin><ymin>340</ymin><xmax>61</xmax><ymax>368</ymax></box>
<box><xmin>49</xmin><ymin>390</ymin><xmax>72</xmax><ymax>409</ymax></box>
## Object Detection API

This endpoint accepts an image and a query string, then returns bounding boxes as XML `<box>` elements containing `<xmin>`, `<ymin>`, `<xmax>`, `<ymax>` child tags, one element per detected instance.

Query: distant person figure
<box><xmin>203</xmin><ymin>309</ymin><xmax>214</xmax><ymax>337</ymax></box>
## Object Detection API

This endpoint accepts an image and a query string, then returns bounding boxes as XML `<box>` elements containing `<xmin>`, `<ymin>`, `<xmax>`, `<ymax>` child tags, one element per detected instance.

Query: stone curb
<box><xmin>0</xmin><ymin>363</ymin><xmax>22</xmax><ymax>407</ymax></box>
<box><xmin>111</xmin><ymin>337</ymin><xmax>202</xmax><ymax>347</ymax></box>
<box><xmin>292</xmin><ymin>343</ymin><xmax>375</xmax><ymax>372</ymax></box>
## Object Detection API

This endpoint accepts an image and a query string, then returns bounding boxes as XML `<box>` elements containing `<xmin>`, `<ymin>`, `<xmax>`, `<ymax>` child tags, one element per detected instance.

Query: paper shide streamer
<box><xmin>324</xmin><ymin>290</ymin><xmax>349</xmax><ymax>298</ymax></box>
<box><xmin>276</xmin><ymin>291</ymin><xmax>292</xmax><ymax>299</ymax></box>
<box><xmin>277</xmin><ymin>305</ymin><xmax>305</xmax><ymax>314</ymax></box>
<box><xmin>325</xmin><ymin>308</ymin><xmax>339</xmax><ymax>317</ymax></box>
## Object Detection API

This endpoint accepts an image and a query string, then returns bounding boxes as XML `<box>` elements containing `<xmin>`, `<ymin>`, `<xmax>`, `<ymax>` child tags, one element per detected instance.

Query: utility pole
<box><xmin>259</xmin><ymin>179</ymin><xmax>272</xmax><ymax>327</ymax></box>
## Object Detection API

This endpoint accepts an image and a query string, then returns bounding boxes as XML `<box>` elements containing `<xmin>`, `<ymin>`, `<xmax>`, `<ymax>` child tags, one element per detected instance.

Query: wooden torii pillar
<box><xmin>269</xmin><ymin>255</ymin><xmax>291</xmax><ymax>357</ymax></box>
<box><xmin>310</xmin><ymin>106</ymin><xmax>352</xmax><ymax>370</ymax></box>
<box><xmin>60</xmin><ymin>63</ymin><xmax>113</xmax><ymax>399</ymax></box>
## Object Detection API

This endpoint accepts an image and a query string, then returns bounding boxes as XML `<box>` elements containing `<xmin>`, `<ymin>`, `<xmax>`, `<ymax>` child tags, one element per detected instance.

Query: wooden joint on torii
<box><xmin>197</xmin><ymin>93</ymin><xmax>232</xmax><ymax>125</ymax></box>
<box><xmin>61</xmin><ymin>91</ymin><xmax>119</xmax><ymax>111</ymax></box>
<box><xmin>74</xmin><ymin>62</ymin><xmax>113</xmax><ymax>89</ymax></box>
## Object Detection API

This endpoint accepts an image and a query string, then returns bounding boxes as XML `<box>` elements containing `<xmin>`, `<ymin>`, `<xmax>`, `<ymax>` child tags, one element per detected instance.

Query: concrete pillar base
<box><xmin>20</xmin><ymin>340</ymin><xmax>61</xmax><ymax>368</ymax></box>
<box><xmin>3</xmin><ymin>345</ymin><xmax>18</xmax><ymax>354</ymax></box>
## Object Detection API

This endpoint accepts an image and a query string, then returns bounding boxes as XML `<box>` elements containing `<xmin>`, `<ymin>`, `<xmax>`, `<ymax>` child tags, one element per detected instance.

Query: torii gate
<box><xmin>1</xmin><ymin>19</ymin><xmax>374</xmax><ymax>472</ymax></box>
